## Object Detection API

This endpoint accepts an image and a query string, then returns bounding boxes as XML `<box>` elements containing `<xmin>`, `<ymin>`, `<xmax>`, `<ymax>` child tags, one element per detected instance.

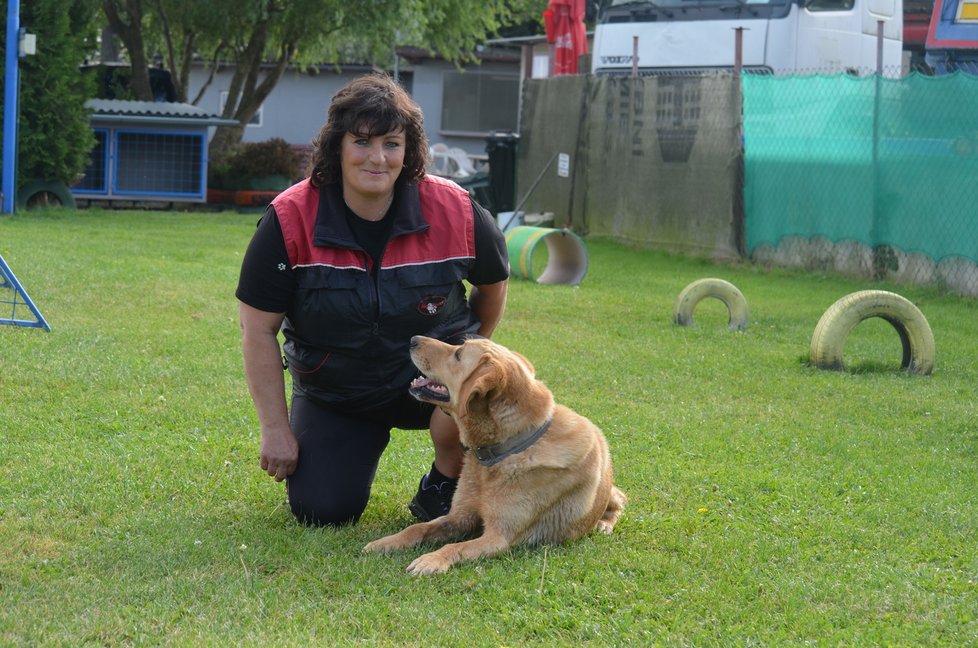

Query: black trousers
<box><xmin>285</xmin><ymin>389</ymin><xmax>434</xmax><ymax>526</ymax></box>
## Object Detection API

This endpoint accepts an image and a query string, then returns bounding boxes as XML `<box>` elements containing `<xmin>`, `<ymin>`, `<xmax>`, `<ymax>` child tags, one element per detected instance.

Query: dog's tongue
<box><xmin>411</xmin><ymin>376</ymin><xmax>445</xmax><ymax>391</ymax></box>
<box><xmin>410</xmin><ymin>376</ymin><xmax>448</xmax><ymax>395</ymax></box>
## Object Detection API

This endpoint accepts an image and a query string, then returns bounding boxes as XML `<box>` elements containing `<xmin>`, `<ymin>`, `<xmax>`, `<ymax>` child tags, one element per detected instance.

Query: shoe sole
<box><xmin>408</xmin><ymin>499</ymin><xmax>434</xmax><ymax>522</ymax></box>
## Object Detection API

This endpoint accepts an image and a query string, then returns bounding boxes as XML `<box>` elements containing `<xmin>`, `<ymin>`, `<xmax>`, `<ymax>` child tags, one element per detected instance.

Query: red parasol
<box><xmin>543</xmin><ymin>0</ymin><xmax>587</xmax><ymax>75</ymax></box>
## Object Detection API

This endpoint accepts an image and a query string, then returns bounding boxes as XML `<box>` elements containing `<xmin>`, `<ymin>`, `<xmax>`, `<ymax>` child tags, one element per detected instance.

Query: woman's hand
<box><xmin>259</xmin><ymin>423</ymin><xmax>298</xmax><ymax>481</ymax></box>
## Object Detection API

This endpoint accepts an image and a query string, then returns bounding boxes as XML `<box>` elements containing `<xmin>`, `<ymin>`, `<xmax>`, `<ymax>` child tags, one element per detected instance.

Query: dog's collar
<box><xmin>468</xmin><ymin>417</ymin><xmax>553</xmax><ymax>467</ymax></box>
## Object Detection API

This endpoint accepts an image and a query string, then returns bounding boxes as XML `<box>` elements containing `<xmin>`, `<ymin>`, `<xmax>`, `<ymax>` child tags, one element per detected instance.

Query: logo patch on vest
<box><xmin>418</xmin><ymin>296</ymin><xmax>447</xmax><ymax>316</ymax></box>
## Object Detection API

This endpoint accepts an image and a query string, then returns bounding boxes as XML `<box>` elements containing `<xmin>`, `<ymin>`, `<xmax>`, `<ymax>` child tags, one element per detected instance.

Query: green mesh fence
<box><xmin>744</xmin><ymin>72</ymin><xmax>978</xmax><ymax>292</ymax></box>
<box><xmin>515</xmin><ymin>72</ymin><xmax>978</xmax><ymax>296</ymax></box>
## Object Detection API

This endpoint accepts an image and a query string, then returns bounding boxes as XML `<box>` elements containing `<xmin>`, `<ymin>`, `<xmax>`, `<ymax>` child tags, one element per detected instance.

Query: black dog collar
<box><xmin>469</xmin><ymin>417</ymin><xmax>553</xmax><ymax>467</ymax></box>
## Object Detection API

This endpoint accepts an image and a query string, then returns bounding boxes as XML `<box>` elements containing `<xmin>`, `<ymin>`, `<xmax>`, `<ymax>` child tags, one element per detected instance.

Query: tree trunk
<box><xmin>102</xmin><ymin>0</ymin><xmax>154</xmax><ymax>101</ymax></box>
<box><xmin>207</xmin><ymin>27</ymin><xmax>295</xmax><ymax>166</ymax></box>
<box><xmin>208</xmin><ymin>123</ymin><xmax>246</xmax><ymax>167</ymax></box>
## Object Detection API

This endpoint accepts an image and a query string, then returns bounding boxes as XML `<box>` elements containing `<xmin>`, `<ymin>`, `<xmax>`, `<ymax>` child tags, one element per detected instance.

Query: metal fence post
<box><xmin>871</xmin><ymin>19</ymin><xmax>885</xmax><ymax>275</ymax></box>
<box><xmin>632</xmin><ymin>36</ymin><xmax>639</xmax><ymax>79</ymax></box>
<box><xmin>734</xmin><ymin>27</ymin><xmax>744</xmax><ymax>76</ymax></box>
<box><xmin>877</xmin><ymin>19</ymin><xmax>885</xmax><ymax>75</ymax></box>
<box><xmin>2</xmin><ymin>0</ymin><xmax>22</xmax><ymax>214</ymax></box>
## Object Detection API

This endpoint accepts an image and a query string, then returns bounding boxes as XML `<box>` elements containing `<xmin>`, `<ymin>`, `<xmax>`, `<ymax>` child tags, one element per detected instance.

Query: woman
<box><xmin>236</xmin><ymin>73</ymin><xmax>509</xmax><ymax>526</ymax></box>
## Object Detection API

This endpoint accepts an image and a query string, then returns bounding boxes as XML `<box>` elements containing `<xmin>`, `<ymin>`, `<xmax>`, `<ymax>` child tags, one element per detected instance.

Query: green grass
<box><xmin>2</xmin><ymin>208</ymin><xmax>977</xmax><ymax>645</ymax></box>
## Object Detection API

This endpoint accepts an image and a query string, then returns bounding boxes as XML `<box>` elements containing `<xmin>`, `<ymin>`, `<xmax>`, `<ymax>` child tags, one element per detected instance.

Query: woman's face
<box><xmin>340</xmin><ymin>129</ymin><xmax>406</xmax><ymax>201</ymax></box>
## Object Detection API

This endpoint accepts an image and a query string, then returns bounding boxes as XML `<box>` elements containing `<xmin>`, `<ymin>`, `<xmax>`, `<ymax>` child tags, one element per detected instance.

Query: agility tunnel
<box><xmin>504</xmin><ymin>225</ymin><xmax>589</xmax><ymax>286</ymax></box>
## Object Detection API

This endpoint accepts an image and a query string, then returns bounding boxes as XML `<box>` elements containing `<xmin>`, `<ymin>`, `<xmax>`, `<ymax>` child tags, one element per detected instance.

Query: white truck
<box><xmin>591</xmin><ymin>0</ymin><xmax>919</xmax><ymax>76</ymax></box>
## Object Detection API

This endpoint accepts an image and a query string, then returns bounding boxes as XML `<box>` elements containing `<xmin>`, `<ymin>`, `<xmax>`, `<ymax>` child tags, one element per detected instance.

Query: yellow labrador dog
<box><xmin>364</xmin><ymin>335</ymin><xmax>626</xmax><ymax>575</ymax></box>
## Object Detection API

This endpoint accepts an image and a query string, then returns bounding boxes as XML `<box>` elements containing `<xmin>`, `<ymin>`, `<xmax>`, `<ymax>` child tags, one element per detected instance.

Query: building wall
<box><xmin>187</xmin><ymin>65</ymin><xmax>366</xmax><ymax>148</ymax></box>
<box><xmin>186</xmin><ymin>58</ymin><xmax>520</xmax><ymax>159</ymax></box>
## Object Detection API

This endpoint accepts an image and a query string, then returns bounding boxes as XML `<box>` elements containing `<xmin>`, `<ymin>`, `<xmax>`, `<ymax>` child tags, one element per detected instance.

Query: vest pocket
<box><xmin>284</xmin><ymin>343</ymin><xmax>331</xmax><ymax>376</ymax></box>
<box><xmin>283</xmin><ymin>341</ymin><xmax>368</xmax><ymax>403</ymax></box>
<box><xmin>386</xmin><ymin>262</ymin><xmax>469</xmax><ymax>334</ymax></box>
<box><xmin>291</xmin><ymin>267</ymin><xmax>371</xmax><ymax>348</ymax></box>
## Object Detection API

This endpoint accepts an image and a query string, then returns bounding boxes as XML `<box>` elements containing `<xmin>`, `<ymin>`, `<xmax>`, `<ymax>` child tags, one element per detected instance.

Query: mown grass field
<box><xmin>1</xmin><ymin>208</ymin><xmax>976</xmax><ymax>645</ymax></box>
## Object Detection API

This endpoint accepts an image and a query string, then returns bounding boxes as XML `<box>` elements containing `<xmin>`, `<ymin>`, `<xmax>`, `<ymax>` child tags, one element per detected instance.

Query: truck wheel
<box><xmin>810</xmin><ymin>290</ymin><xmax>935</xmax><ymax>375</ymax></box>
<box><xmin>673</xmin><ymin>278</ymin><xmax>749</xmax><ymax>331</ymax></box>
<box><xmin>17</xmin><ymin>180</ymin><xmax>76</xmax><ymax>210</ymax></box>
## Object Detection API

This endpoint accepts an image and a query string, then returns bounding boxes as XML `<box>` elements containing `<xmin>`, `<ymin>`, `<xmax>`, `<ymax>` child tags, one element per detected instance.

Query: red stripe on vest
<box><xmin>271</xmin><ymin>176</ymin><xmax>474</xmax><ymax>269</ymax></box>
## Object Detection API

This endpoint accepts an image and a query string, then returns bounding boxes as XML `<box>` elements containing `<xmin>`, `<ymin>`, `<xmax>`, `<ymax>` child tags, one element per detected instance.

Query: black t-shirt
<box><xmin>345</xmin><ymin>206</ymin><xmax>394</xmax><ymax>277</ymax></box>
<box><xmin>236</xmin><ymin>196</ymin><xmax>509</xmax><ymax>314</ymax></box>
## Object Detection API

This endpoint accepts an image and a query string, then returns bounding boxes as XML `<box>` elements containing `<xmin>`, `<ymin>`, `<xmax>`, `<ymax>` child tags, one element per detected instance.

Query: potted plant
<box><xmin>228</xmin><ymin>138</ymin><xmax>300</xmax><ymax>190</ymax></box>
<box><xmin>209</xmin><ymin>138</ymin><xmax>301</xmax><ymax>206</ymax></box>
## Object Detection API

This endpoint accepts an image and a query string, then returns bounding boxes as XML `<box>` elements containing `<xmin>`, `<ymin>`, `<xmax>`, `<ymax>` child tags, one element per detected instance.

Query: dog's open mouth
<box><xmin>409</xmin><ymin>376</ymin><xmax>450</xmax><ymax>403</ymax></box>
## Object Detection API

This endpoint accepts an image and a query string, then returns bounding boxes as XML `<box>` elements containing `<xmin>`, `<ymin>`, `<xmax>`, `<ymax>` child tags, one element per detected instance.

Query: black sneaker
<box><xmin>408</xmin><ymin>474</ymin><xmax>457</xmax><ymax>521</ymax></box>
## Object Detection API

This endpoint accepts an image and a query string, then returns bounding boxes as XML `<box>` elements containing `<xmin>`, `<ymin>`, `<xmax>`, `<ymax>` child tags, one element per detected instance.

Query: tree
<box><xmin>102</xmin><ymin>0</ymin><xmax>154</xmax><ymax>101</ymax></box>
<box><xmin>100</xmin><ymin>0</ymin><xmax>546</xmax><ymax>163</ymax></box>
<box><xmin>0</xmin><ymin>0</ymin><xmax>98</xmax><ymax>189</ymax></box>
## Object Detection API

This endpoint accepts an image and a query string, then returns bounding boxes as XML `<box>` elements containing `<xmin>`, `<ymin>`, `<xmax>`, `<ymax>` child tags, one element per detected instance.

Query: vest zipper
<box><xmin>371</xmin><ymin>239</ymin><xmax>392</xmax><ymax>337</ymax></box>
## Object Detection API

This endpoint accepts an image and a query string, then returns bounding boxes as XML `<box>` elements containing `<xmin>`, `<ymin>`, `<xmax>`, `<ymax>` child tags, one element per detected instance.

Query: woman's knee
<box><xmin>287</xmin><ymin>485</ymin><xmax>368</xmax><ymax>527</ymax></box>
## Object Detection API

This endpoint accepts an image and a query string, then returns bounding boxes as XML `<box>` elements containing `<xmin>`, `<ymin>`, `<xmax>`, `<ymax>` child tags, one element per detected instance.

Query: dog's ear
<box><xmin>509</xmin><ymin>349</ymin><xmax>536</xmax><ymax>377</ymax></box>
<box><xmin>459</xmin><ymin>353</ymin><xmax>502</xmax><ymax>419</ymax></box>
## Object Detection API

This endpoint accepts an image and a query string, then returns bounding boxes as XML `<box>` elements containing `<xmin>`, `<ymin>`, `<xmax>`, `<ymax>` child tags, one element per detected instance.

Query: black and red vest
<box><xmin>271</xmin><ymin>175</ymin><xmax>480</xmax><ymax>410</ymax></box>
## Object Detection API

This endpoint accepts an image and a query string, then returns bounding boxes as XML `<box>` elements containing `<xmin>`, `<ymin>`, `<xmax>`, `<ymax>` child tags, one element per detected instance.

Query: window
<box><xmin>440</xmin><ymin>71</ymin><xmax>519</xmax><ymax>134</ymax></box>
<box><xmin>805</xmin><ymin>0</ymin><xmax>855</xmax><ymax>10</ymax></box>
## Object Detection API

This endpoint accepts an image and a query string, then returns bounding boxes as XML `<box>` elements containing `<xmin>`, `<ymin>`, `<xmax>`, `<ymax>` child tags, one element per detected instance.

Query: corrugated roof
<box><xmin>85</xmin><ymin>99</ymin><xmax>237</xmax><ymax>125</ymax></box>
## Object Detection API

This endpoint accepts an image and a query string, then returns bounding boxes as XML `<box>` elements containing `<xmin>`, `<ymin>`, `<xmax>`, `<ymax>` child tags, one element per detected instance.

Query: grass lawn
<box><xmin>1</xmin><ymin>207</ymin><xmax>976</xmax><ymax>645</ymax></box>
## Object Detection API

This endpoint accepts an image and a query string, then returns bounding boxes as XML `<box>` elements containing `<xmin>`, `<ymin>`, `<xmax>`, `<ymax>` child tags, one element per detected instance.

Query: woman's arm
<box><xmin>468</xmin><ymin>279</ymin><xmax>508</xmax><ymax>338</ymax></box>
<box><xmin>239</xmin><ymin>300</ymin><xmax>297</xmax><ymax>481</ymax></box>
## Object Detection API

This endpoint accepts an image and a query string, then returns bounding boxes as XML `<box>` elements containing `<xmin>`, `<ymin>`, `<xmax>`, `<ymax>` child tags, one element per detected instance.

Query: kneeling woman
<box><xmin>236</xmin><ymin>73</ymin><xmax>509</xmax><ymax>525</ymax></box>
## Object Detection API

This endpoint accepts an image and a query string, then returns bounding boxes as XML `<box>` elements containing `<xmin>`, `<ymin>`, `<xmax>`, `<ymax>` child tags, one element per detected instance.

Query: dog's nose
<box><xmin>409</xmin><ymin>336</ymin><xmax>421</xmax><ymax>349</ymax></box>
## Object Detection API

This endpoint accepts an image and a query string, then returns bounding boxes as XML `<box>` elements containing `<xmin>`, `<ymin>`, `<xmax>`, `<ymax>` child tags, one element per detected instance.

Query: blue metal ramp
<box><xmin>0</xmin><ymin>254</ymin><xmax>51</xmax><ymax>331</ymax></box>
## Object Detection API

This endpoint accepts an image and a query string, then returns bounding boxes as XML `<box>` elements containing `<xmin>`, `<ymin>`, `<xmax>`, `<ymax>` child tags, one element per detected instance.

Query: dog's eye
<box><xmin>454</xmin><ymin>349</ymin><xmax>462</xmax><ymax>361</ymax></box>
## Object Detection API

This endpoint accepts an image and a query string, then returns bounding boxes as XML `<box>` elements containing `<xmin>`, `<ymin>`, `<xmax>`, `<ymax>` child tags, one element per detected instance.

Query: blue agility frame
<box><xmin>0</xmin><ymin>254</ymin><xmax>51</xmax><ymax>331</ymax></box>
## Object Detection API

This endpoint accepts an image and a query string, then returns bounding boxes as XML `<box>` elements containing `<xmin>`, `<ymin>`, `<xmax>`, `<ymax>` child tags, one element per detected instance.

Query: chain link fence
<box><xmin>744</xmin><ymin>69</ymin><xmax>978</xmax><ymax>296</ymax></box>
<box><xmin>517</xmin><ymin>67</ymin><xmax>978</xmax><ymax>297</ymax></box>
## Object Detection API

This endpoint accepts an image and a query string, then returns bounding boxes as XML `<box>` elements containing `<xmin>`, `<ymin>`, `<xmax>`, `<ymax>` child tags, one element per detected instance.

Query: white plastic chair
<box><xmin>428</xmin><ymin>143</ymin><xmax>454</xmax><ymax>177</ymax></box>
<box><xmin>448</xmin><ymin>147</ymin><xmax>478</xmax><ymax>177</ymax></box>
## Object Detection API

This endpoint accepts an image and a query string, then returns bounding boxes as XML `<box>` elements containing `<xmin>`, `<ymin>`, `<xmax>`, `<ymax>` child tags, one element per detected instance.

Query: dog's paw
<box><xmin>406</xmin><ymin>551</ymin><xmax>453</xmax><ymax>576</ymax></box>
<box><xmin>363</xmin><ymin>536</ymin><xmax>402</xmax><ymax>553</ymax></box>
<box><xmin>594</xmin><ymin>520</ymin><xmax>615</xmax><ymax>535</ymax></box>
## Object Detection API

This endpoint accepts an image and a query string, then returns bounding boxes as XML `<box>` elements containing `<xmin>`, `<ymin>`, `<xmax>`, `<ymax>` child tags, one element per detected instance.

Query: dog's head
<box><xmin>408</xmin><ymin>336</ymin><xmax>554</xmax><ymax>443</ymax></box>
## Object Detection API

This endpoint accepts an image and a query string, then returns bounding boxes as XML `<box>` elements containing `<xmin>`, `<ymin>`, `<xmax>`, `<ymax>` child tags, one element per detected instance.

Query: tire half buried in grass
<box><xmin>673</xmin><ymin>278</ymin><xmax>749</xmax><ymax>331</ymax></box>
<box><xmin>810</xmin><ymin>290</ymin><xmax>935</xmax><ymax>375</ymax></box>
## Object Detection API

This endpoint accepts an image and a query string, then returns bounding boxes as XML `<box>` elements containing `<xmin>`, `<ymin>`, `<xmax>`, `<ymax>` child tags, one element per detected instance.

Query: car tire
<box><xmin>17</xmin><ymin>180</ymin><xmax>76</xmax><ymax>210</ymax></box>
<box><xmin>810</xmin><ymin>290</ymin><xmax>935</xmax><ymax>375</ymax></box>
<box><xmin>673</xmin><ymin>278</ymin><xmax>749</xmax><ymax>331</ymax></box>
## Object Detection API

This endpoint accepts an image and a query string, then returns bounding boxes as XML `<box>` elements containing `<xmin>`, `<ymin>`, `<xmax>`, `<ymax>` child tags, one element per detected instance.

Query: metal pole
<box><xmin>2</xmin><ymin>0</ymin><xmax>21</xmax><ymax>214</ymax></box>
<box><xmin>876</xmin><ymin>19</ymin><xmax>884</xmax><ymax>75</ymax></box>
<box><xmin>733</xmin><ymin>27</ymin><xmax>745</xmax><ymax>255</ymax></box>
<box><xmin>871</xmin><ymin>19</ymin><xmax>884</xmax><ymax>274</ymax></box>
<box><xmin>512</xmin><ymin>151</ymin><xmax>559</xmax><ymax>214</ymax></box>
<box><xmin>734</xmin><ymin>27</ymin><xmax>744</xmax><ymax>75</ymax></box>
<box><xmin>632</xmin><ymin>36</ymin><xmax>639</xmax><ymax>79</ymax></box>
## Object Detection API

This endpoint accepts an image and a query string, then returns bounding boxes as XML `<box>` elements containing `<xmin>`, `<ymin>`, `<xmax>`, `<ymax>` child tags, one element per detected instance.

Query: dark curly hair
<box><xmin>308</xmin><ymin>73</ymin><xmax>430</xmax><ymax>188</ymax></box>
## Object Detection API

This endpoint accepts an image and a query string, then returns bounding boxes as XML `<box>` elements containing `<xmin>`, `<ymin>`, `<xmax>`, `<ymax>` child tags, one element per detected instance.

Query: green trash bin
<box><xmin>485</xmin><ymin>131</ymin><xmax>520</xmax><ymax>214</ymax></box>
